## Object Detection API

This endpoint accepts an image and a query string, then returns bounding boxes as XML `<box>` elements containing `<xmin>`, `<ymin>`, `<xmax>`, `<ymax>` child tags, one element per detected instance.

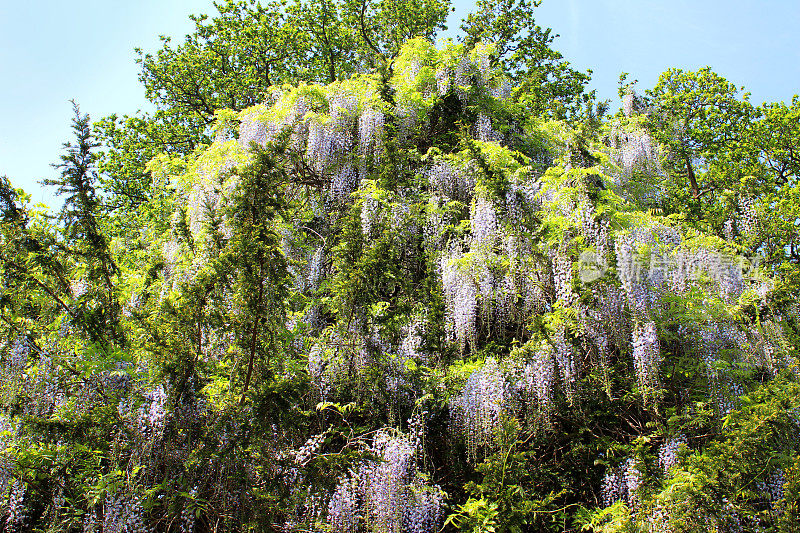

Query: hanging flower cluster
<box><xmin>470</xmin><ymin>196</ymin><xmax>499</xmax><ymax>250</ymax></box>
<box><xmin>307</xmin><ymin>246</ymin><xmax>325</xmax><ymax>292</ymax></box>
<box><xmin>607</xmin><ymin>119</ymin><xmax>665</xmax><ymax>205</ymax></box>
<box><xmin>475</xmin><ymin>113</ymin><xmax>503</xmax><ymax>142</ymax></box>
<box><xmin>441</xmin><ymin>250</ymin><xmax>479</xmax><ymax>353</ymax></box>
<box><xmin>327</xmin><ymin>430</ymin><xmax>445</xmax><ymax>533</ymax></box>
<box><xmin>609</xmin><ymin>124</ymin><xmax>662</xmax><ymax>180</ymax></box>
<box><xmin>450</xmin><ymin>357</ymin><xmax>507</xmax><ymax>461</ymax></box>
<box><xmin>426</xmin><ymin>159</ymin><xmax>476</xmax><ymax>203</ymax></box>
<box><xmin>5</xmin><ymin>479</ymin><xmax>27</xmax><ymax>533</ymax></box>
<box><xmin>632</xmin><ymin>321</ymin><xmax>661</xmax><ymax>392</ymax></box>
<box><xmin>658</xmin><ymin>434</ymin><xmax>686</xmax><ymax>474</ymax></box>
<box><xmin>358</xmin><ymin>108</ymin><xmax>385</xmax><ymax>166</ymax></box>
<box><xmin>522</xmin><ymin>342</ymin><xmax>556</xmax><ymax>416</ymax></box>
<box><xmin>601</xmin><ymin>458</ymin><xmax>643</xmax><ymax>507</ymax></box>
<box><xmin>736</xmin><ymin>195</ymin><xmax>759</xmax><ymax>238</ymax></box>
<box><xmin>98</xmin><ymin>493</ymin><xmax>149</xmax><ymax>533</ymax></box>
<box><xmin>139</xmin><ymin>384</ymin><xmax>168</xmax><ymax>438</ymax></box>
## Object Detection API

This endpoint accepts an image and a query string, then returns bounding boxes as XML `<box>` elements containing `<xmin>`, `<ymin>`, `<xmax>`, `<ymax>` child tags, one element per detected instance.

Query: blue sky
<box><xmin>1</xmin><ymin>0</ymin><xmax>798</xmax><ymax>207</ymax></box>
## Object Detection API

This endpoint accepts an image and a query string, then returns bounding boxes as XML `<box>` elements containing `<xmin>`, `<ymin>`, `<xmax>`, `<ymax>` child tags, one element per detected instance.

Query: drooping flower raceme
<box><xmin>450</xmin><ymin>357</ymin><xmax>506</xmax><ymax>461</ymax></box>
<box><xmin>633</xmin><ymin>321</ymin><xmax>661</xmax><ymax>392</ymax></box>
<box><xmin>441</xmin><ymin>250</ymin><xmax>478</xmax><ymax>353</ymax></box>
<box><xmin>327</xmin><ymin>430</ymin><xmax>444</xmax><ymax>533</ymax></box>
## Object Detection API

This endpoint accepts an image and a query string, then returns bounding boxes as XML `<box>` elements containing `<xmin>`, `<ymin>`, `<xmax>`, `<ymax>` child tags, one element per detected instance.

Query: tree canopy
<box><xmin>1</xmin><ymin>1</ymin><xmax>799</xmax><ymax>532</ymax></box>
<box><xmin>95</xmin><ymin>0</ymin><xmax>591</xmax><ymax>219</ymax></box>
